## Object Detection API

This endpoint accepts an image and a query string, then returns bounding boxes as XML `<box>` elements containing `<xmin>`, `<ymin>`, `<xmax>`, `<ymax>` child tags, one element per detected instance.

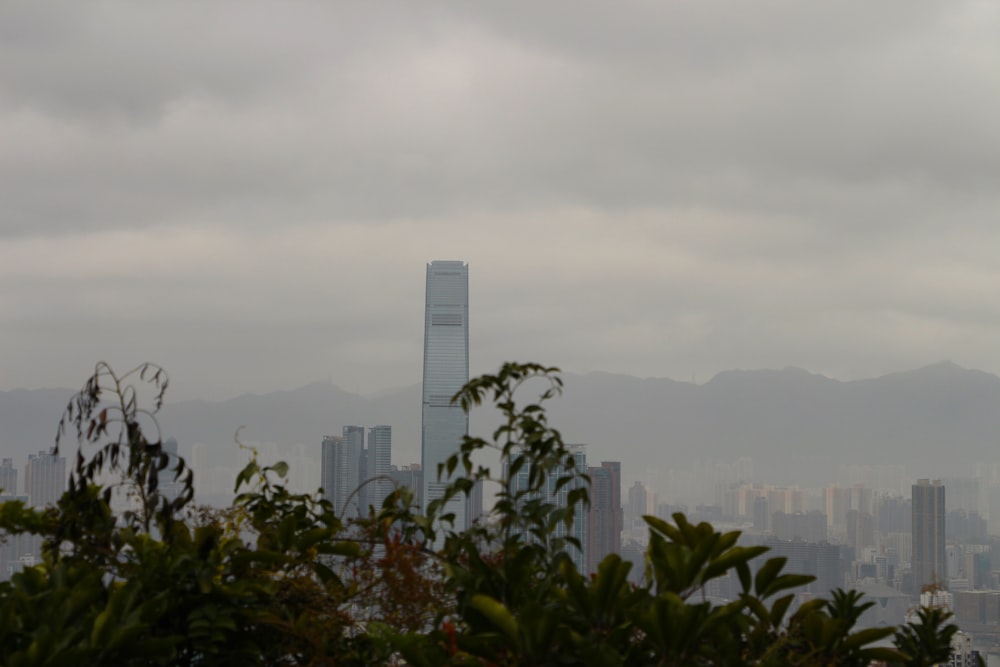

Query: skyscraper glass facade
<box><xmin>421</xmin><ymin>261</ymin><xmax>470</xmax><ymax>530</ymax></box>
<box><xmin>366</xmin><ymin>425</ymin><xmax>392</xmax><ymax>511</ymax></box>
<box><xmin>506</xmin><ymin>445</ymin><xmax>588</xmax><ymax>571</ymax></box>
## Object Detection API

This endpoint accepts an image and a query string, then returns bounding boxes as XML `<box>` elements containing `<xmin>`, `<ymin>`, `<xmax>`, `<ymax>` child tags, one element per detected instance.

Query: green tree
<box><xmin>0</xmin><ymin>361</ymin><xmax>963</xmax><ymax>666</ymax></box>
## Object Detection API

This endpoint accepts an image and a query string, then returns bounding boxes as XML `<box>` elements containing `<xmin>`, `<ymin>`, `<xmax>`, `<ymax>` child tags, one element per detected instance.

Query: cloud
<box><xmin>2</xmin><ymin>1</ymin><xmax>1000</xmax><ymax>398</ymax></box>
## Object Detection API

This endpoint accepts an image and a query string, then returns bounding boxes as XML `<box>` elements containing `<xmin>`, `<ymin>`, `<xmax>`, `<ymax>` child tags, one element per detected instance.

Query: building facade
<box><xmin>0</xmin><ymin>458</ymin><xmax>16</xmax><ymax>496</ymax></box>
<box><xmin>912</xmin><ymin>478</ymin><xmax>946</xmax><ymax>593</ymax></box>
<box><xmin>366</xmin><ymin>425</ymin><xmax>393</xmax><ymax>511</ymax></box>
<box><xmin>587</xmin><ymin>461</ymin><xmax>623</xmax><ymax>573</ymax></box>
<box><xmin>158</xmin><ymin>437</ymin><xmax>186</xmax><ymax>503</ymax></box>
<box><xmin>321</xmin><ymin>430</ymin><xmax>362</xmax><ymax>519</ymax></box>
<box><xmin>25</xmin><ymin>448</ymin><xmax>65</xmax><ymax>508</ymax></box>
<box><xmin>508</xmin><ymin>444</ymin><xmax>589</xmax><ymax>571</ymax></box>
<box><xmin>420</xmin><ymin>260</ymin><xmax>470</xmax><ymax>531</ymax></box>
<box><xmin>322</xmin><ymin>426</ymin><xmax>394</xmax><ymax>520</ymax></box>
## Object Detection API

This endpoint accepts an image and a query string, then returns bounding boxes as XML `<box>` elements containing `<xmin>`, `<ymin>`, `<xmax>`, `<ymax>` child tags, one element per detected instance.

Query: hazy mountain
<box><xmin>3</xmin><ymin>362</ymin><xmax>999</xmax><ymax>498</ymax></box>
<box><xmin>551</xmin><ymin>362</ymin><xmax>1000</xmax><ymax>486</ymax></box>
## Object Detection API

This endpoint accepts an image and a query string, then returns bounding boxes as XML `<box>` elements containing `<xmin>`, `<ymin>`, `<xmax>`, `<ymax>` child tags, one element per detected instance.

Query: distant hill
<box><xmin>2</xmin><ymin>362</ymin><xmax>999</xmax><ymax>498</ymax></box>
<box><xmin>548</xmin><ymin>362</ymin><xmax>1000</xmax><ymax>487</ymax></box>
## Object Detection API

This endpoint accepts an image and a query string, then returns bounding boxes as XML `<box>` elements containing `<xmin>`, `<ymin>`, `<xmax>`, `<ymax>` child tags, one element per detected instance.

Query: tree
<box><xmin>0</xmin><ymin>361</ymin><xmax>962</xmax><ymax>666</ymax></box>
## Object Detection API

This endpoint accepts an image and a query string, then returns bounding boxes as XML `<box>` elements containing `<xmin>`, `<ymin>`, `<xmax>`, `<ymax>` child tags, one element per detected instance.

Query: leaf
<box><xmin>842</xmin><ymin>626</ymin><xmax>896</xmax><ymax>651</ymax></box>
<box><xmin>754</xmin><ymin>557</ymin><xmax>787</xmax><ymax>597</ymax></box>
<box><xmin>468</xmin><ymin>594</ymin><xmax>519</xmax><ymax>644</ymax></box>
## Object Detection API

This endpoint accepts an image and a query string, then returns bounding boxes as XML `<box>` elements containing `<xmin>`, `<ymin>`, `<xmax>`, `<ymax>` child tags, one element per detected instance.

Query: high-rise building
<box><xmin>912</xmin><ymin>479</ymin><xmax>946</xmax><ymax>593</ymax></box>
<box><xmin>0</xmin><ymin>459</ymin><xmax>27</xmax><ymax>581</ymax></box>
<box><xmin>508</xmin><ymin>444</ymin><xmax>588</xmax><ymax>571</ymax></box>
<box><xmin>421</xmin><ymin>260</ymin><xmax>470</xmax><ymax>531</ymax></box>
<box><xmin>587</xmin><ymin>461</ymin><xmax>622</xmax><ymax>573</ymax></box>
<box><xmin>626</xmin><ymin>481</ymin><xmax>650</xmax><ymax>528</ymax></box>
<box><xmin>25</xmin><ymin>448</ymin><xmax>65</xmax><ymax>507</ymax></box>
<box><xmin>760</xmin><ymin>537</ymin><xmax>845</xmax><ymax>596</ymax></box>
<box><xmin>157</xmin><ymin>437</ymin><xmax>185</xmax><ymax>503</ymax></box>
<box><xmin>321</xmin><ymin>429</ymin><xmax>364</xmax><ymax>519</ymax></box>
<box><xmin>366</xmin><ymin>425</ymin><xmax>393</xmax><ymax>511</ymax></box>
<box><xmin>0</xmin><ymin>458</ymin><xmax>16</xmax><ymax>496</ymax></box>
<box><xmin>322</xmin><ymin>426</ymin><xmax>394</xmax><ymax>519</ymax></box>
<box><xmin>321</xmin><ymin>435</ymin><xmax>343</xmax><ymax>513</ymax></box>
<box><xmin>388</xmin><ymin>464</ymin><xmax>423</xmax><ymax>509</ymax></box>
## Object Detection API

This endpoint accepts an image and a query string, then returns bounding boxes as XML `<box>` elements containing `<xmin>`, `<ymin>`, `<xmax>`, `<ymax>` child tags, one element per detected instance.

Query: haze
<box><xmin>2</xmin><ymin>2</ymin><xmax>1000</xmax><ymax>400</ymax></box>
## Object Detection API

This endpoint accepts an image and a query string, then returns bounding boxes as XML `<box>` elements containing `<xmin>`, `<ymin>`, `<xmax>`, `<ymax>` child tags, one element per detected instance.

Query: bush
<box><xmin>0</xmin><ymin>362</ymin><xmax>961</xmax><ymax>666</ymax></box>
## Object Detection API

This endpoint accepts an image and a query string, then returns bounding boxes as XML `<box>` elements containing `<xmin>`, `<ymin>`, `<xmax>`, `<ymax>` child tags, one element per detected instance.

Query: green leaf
<box><xmin>468</xmin><ymin>594</ymin><xmax>519</xmax><ymax>644</ymax></box>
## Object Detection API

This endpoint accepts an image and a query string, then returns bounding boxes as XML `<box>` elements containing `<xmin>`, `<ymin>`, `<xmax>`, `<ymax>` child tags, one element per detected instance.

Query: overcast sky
<box><xmin>2</xmin><ymin>1</ymin><xmax>1000</xmax><ymax>401</ymax></box>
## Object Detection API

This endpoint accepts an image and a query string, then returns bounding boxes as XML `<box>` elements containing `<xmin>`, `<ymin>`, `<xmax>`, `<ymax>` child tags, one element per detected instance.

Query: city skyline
<box><xmin>4</xmin><ymin>3</ymin><xmax>1000</xmax><ymax>655</ymax></box>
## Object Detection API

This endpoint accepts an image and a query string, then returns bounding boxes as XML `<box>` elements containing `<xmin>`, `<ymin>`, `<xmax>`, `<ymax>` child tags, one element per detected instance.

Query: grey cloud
<box><xmin>3</xmin><ymin>1</ymin><xmax>998</xmax><ymax>239</ymax></box>
<box><xmin>3</xmin><ymin>2</ymin><xmax>1000</xmax><ymax>398</ymax></box>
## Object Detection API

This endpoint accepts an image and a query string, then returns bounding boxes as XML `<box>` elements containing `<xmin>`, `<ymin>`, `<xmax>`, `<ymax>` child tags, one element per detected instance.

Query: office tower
<box><xmin>366</xmin><ymin>425</ymin><xmax>393</xmax><ymax>511</ymax></box>
<box><xmin>760</xmin><ymin>538</ymin><xmax>844</xmax><ymax>596</ymax></box>
<box><xmin>421</xmin><ymin>260</ymin><xmax>470</xmax><ymax>530</ymax></box>
<box><xmin>508</xmin><ymin>444</ymin><xmax>588</xmax><ymax>571</ymax></box>
<box><xmin>388</xmin><ymin>464</ymin><xmax>423</xmax><ymax>509</ymax></box>
<box><xmin>320</xmin><ymin>435</ymin><xmax>342</xmax><ymax>511</ymax></box>
<box><xmin>467</xmin><ymin>479</ymin><xmax>485</xmax><ymax>525</ymax></box>
<box><xmin>587</xmin><ymin>461</ymin><xmax>622</xmax><ymax>573</ymax></box>
<box><xmin>626</xmin><ymin>481</ymin><xmax>649</xmax><ymax>528</ymax></box>
<box><xmin>322</xmin><ymin>426</ymin><xmax>395</xmax><ymax>519</ymax></box>
<box><xmin>321</xmin><ymin>429</ymin><xmax>364</xmax><ymax>520</ymax></box>
<box><xmin>25</xmin><ymin>448</ymin><xmax>65</xmax><ymax>507</ymax></box>
<box><xmin>157</xmin><ymin>438</ymin><xmax>185</xmax><ymax>503</ymax></box>
<box><xmin>772</xmin><ymin>510</ymin><xmax>828</xmax><ymax>543</ymax></box>
<box><xmin>912</xmin><ymin>479</ymin><xmax>946</xmax><ymax>593</ymax></box>
<box><xmin>752</xmin><ymin>496</ymin><xmax>769</xmax><ymax>533</ymax></box>
<box><xmin>343</xmin><ymin>426</ymin><xmax>366</xmax><ymax>518</ymax></box>
<box><xmin>0</xmin><ymin>458</ymin><xmax>16</xmax><ymax>495</ymax></box>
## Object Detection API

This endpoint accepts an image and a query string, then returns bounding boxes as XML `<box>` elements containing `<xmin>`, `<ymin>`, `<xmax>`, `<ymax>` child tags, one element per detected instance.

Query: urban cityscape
<box><xmin>3</xmin><ymin>3</ymin><xmax>1000</xmax><ymax>663</ymax></box>
<box><xmin>4</xmin><ymin>260</ymin><xmax>1000</xmax><ymax>663</ymax></box>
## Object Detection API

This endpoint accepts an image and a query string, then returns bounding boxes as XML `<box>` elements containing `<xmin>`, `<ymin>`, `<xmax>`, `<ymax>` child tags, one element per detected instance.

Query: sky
<box><xmin>2</xmin><ymin>1</ymin><xmax>1000</xmax><ymax>401</ymax></box>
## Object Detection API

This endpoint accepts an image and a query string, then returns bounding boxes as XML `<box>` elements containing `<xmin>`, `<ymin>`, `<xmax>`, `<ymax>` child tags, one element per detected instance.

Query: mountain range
<box><xmin>2</xmin><ymin>362</ymin><xmax>999</xmax><ymax>501</ymax></box>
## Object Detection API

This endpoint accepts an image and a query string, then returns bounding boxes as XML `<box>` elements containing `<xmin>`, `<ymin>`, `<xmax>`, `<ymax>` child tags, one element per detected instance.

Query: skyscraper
<box><xmin>25</xmin><ymin>448</ymin><xmax>65</xmax><ymax>507</ymax></box>
<box><xmin>0</xmin><ymin>458</ymin><xmax>16</xmax><ymax>496</ymax></box>
<box><xmin>587</xmin><ymin>461</ymin><xmax>623</xmax><ymax>573</ymax></box>
<box><xmin>366</xmin><ymin>425</ymin><xmax>392</xmax><ymax>511</ymax></box>
<box><xmin>158</xmin><ymin>438</ymin><xmax>185</xmax><ymax>503</ymax></box>
<box><xmin>321</xmin><ymin>426</ymin><xmax>394</xmax><ymax>519</ymax></box>
<box><xmin>321</xmin><ymin>429</ymin><xmax>364</xmax><ymax>519</ymax></box>
<box><xmin>507</xmin><ymin>444</ymin><xmax>589</xmax><ymax>571</ymax></box>
<box><xmin>912</xmin><ymin>479</ymin><xmax>946</xmax><ymax>593</ymax></box>
<box><xmin>421</xmin><ymin>260</ymin><xmax>470</xmax><ymax>530</ymax></box>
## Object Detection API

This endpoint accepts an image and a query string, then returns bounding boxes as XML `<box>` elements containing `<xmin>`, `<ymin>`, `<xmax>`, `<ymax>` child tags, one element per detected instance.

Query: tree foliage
<box><xmin>0</xmin><ymin>361</ymin><xmax>962</xmax><ymax>665</ymax></box>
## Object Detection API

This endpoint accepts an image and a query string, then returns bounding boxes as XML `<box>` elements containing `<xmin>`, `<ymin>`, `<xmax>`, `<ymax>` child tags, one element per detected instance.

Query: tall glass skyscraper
<box><xmin>321</xmin><ymin>426</ymin><xmax>393</xmax><ymax>520</ymax></box>
<box><xmin>421</xmin><ymin>260</ymin><xmax>470</xmax><ymax>530</ymax></box>
<box><xmin>321</xmin><ymin>427</ymin><xmax>364</xmax><ymax>519</ymax></box>
<box><xmin>506</xmin><ymin>444</ymin><xmax>589</xmax><ymax>571</ymax></box>
<box><xmin>366</xmin><ymin>425</ymin><xmax>393</xmax><ymax>511</ymax></box>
